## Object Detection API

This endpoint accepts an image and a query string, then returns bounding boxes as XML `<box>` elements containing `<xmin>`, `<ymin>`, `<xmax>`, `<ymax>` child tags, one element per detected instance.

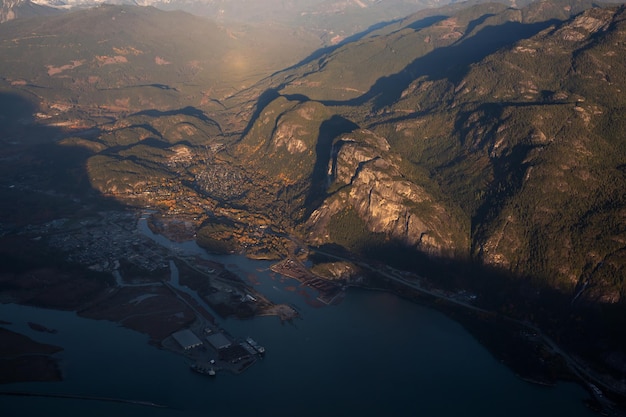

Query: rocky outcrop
<box><xmin>0</xmin><ymin>0</ymin><xmax>57</xmax><ymax>23</ymax></box>
<box><xmin>234</xmin><ymin>98</ymin><xmax>330</xmax><ymax>186</ymax></box>
<box><xmin>453</xmin><ymin>5</ymin><xmax>626</xmax><ymax>301</ymax></box>
<box><xmin>1</xmin><ymin>0</ymin><xmax>23</xmax><ymax>22</ymax></box>
<box><xmin>308</xmin><ymin>129</ymin><xmax>469</xmax><ymax>258</ymax></box>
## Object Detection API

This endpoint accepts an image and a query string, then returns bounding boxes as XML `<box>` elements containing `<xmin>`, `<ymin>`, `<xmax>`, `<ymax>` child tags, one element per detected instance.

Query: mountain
<box><xmin>22</xmin><ymin>0</ymin><xmax>526</xmax><ymax>43</ymax></box>
<box><xmin>3</xmin><ymin>0</ymin><xmax>626</xmax><ymax>391</ymax></box>
<box><xmin>49</xmin><ymin>0</ymin><xmax>625</xmax><ymax>306</ymax></box>
<box><xmin>214</xmin><ymin>0</ymin><xmax>626</xmax><ymax>380</ymax></box>
<box><xmin>0</xmin><ymin>0</ymin><xmax>59</xmax><ymax>23</ymax></box>
<box><xmin>224</xmin><ymin>0</ymin><xmax>626</xmax><ymax>372</ymax></box>
<box><xmin>0</xmin><ymin>4</ymin><xmax>320</xmax><ymax>127</ymax></box>
<box><xmin>13</xmin><ymin>0</ymin><xmax>622</xmax><ymax>304</ymax></box>
<box><xmin>235</xmin><ymin>0</ymin><xmax>620</xmax><ymax>260</ymax></box>
<box><xmin>448</xmin><ymin>6</ymin><xmax>626</xmax><ymax>298</ymax></box>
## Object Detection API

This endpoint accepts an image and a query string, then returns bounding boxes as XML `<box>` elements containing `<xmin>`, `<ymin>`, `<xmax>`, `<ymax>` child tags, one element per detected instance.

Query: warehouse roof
<box><xmin>172</xmin><ymin>329</ymin><xmax>203</xmax><ymax>350</ymax></box>
<box><xmin>206</xmin><ymin>332</ymin><xmax>232</xmax><ymax>350</ymax></box>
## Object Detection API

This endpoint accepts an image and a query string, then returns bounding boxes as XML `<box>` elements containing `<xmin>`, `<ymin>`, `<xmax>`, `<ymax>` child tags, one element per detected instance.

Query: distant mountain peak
<box><xmin>1</xmin><ymin>0</ymin><xmax>59</xmax><ymax>22</ymax></box>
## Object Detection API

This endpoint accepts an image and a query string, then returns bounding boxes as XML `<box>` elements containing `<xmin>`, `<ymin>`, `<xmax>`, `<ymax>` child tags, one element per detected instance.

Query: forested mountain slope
<box><xmin>233</xmin><ymin>1</ymin><xmax>626</xmax><ymax>308</ymax></box>
<box><xmin>3</xmin><ymin>0</ymin><xmax>626</xmax><ymax>384</ymax></box>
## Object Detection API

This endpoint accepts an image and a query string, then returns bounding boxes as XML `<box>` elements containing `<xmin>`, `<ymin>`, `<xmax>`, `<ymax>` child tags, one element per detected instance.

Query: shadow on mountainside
<box><xmin>0</xmin><ymin>92</ymin><xmax>125</xmax><ymax>229</ymax></box>
<box><xmin>320</xmin><ymin>19</ymin><xmax>560</xmax><ymax>110</ymax></box>
<box><xmin>276</xmin><ymin>14</ymin><xmax>448</xmax><ymax>75</ymax></box>
<box><xmin>238</xmin><ymin>88</ymin><xmax>281</xmax><ymax>141</ymax></box>
<box><xmin>0</xmin><ymin>91</ymin><xmax>133</xmax><ymax>258</ymax></box>
<box><xmin>130</xmin><ymin>106</ymin><xmax>223</xmax><ymax>133</ymax></box>
<box><xmin>304</xmin><ymin>116</ymin><xmax>359</xmax><ymax>214</ymax></box>
<box><xmin>235</xmin><ymin>14</ymin><xmax>458</xmax><ymax>146</ymax></box>
<box><xmin>315</xmin><ymin>237</ymin><xmax>626</xmax><ymax>390</ymax></box>
<box><xmin>450</xmin><ymin>100</ymin><xmax>575</xmax><ymax>240</ymax></box>
<box><xmin>0</xmin><ymin>91</ymin><xmax>121</xmax><ymax>307</ymax></box>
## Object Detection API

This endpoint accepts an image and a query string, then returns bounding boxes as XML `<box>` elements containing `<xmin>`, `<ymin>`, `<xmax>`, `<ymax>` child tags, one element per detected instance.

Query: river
<box><xmin>0</xmin><ymin>216</ymin><xmax>597</xmax><ymax>417</ymax></box>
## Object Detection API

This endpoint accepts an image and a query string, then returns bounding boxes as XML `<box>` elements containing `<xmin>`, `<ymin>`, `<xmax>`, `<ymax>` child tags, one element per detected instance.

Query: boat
<box><xmin>190</xmin><ymin>363</ymin><xmax>216</xmax><ymax>376</ymax></box>
<box><xmin>246</xmin><ymin>337</ymin><xmax>265</xmax><ymax>355</ymax></box>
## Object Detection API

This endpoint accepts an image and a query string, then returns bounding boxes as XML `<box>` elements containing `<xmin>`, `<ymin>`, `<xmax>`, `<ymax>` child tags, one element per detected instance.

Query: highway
<box><xmin>310</xmin><ymin>247</ymin><xmax>624</xmax><ymax>416</ymax></box>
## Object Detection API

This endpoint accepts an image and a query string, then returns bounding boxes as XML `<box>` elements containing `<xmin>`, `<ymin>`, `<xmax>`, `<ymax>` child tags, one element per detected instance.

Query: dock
<box><xmin>270</xmin><ymin>258</ymin><xmax>343</xmax><ymax>304</ymax></box>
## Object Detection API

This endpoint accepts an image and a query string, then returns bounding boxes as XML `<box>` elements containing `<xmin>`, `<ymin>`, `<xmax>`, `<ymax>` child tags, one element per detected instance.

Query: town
<box><xmin>18</xmin><ymin>208</ymin><xmax>299</xmax><ymax>375</ymax></box>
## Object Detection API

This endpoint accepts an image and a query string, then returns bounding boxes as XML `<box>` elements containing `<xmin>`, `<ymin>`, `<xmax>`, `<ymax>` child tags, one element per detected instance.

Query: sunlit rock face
<box><xmin>1</xmin><ymin>0</ymin><xmax>22</xmax><ymax>22</ymax></box>
<box><xmin>308</xmin><ymin>129</ymin><xmax>468</xmax><ymax>258</ymax></box>
<box><xmin>1</xmin><ymin>0</ymin><xmax>60</xmax><ymax>23</ymax></box>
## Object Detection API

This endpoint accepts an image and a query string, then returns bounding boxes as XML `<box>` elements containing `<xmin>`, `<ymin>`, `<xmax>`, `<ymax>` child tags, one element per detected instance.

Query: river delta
<box><xmin>0</xmin><ymin>209</ymin><xmax>601</xmax><ymax>416</ymax></box>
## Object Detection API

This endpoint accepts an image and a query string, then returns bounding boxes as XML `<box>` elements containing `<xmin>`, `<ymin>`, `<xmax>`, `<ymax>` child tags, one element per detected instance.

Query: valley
<box><xmin>2</xmin><ymin>0</ymin><xmax>626</xmax><ymax>415</ymax></box>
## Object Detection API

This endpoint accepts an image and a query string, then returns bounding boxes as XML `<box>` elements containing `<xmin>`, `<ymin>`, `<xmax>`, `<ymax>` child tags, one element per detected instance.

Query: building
<box><xmin>172</xmin><ymin>329</ymin><xmax>203</xmax><ymax>350</ymax></box>
<box><xmin>206</xmin><ymin>332</ymin><xmax>232</xmax><ymax>350</ymax></box>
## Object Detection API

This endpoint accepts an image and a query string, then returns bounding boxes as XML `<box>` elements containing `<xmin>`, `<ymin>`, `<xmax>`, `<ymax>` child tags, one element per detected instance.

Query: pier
<box><xmin>270</xmin><ymin>257</ymin><xmax>343</xmax><ymax>304</ymax></box>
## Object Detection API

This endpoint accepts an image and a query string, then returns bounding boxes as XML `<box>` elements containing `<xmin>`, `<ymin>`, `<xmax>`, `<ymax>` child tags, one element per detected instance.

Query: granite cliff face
<box><xmin>307</xmin><ymin>129</ymin><xmax>468</xmax><ymax>257</ymax></box>
<box><xmin>234</xmin><ymin>95</ymin><xmax>468</xmax><ymax>257</ymax></box>
<box><xmin>234</xmin><ymin>98</ymin><xmax>330</xmax><ymax>182</ymax></box>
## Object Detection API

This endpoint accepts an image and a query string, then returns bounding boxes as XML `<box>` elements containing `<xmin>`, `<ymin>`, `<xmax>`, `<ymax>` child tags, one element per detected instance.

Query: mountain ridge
<box><xmin>214</xmin><ymin>2</ymin><xmax>626</xmax><ymax>380</ymax></box>
<box><xmin>30</xmin><ymin>0</ymin><xmax>623</xmax><ymax>306</ymax></box>
<box><xmin>0</xmin><ymin>0</ymin><xmax>59</xmax><ymax>22</ymax></box>
<box><xmin>2</xmin><ymin>0</ymin><xmax>626</xmax><ymax>394</ymax></box>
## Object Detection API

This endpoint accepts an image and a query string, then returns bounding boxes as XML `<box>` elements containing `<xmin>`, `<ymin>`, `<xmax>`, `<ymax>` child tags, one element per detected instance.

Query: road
<box><xmin>311</xmin><ymin>247</ymin><xmax>624</xmax><ymax>415</ymax></box>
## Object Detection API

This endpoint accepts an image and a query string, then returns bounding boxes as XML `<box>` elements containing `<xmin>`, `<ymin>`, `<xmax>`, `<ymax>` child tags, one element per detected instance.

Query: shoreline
<box><xmin>0</xmin><ymin>327</ymin><xmax>63</xmax><ymax>385</ymax></box>
<box><xmin>309</xmin><ymin>247</ymin><xmax>626</xmax><ymax>413</ymax></box>
<box><xmin>341</xmin><ymin>281</ymin><xmax>620</xmax><ymax>415</ymax></box>
<box><xmin>1</xmin><ymin>206</ymin><xmax>623</xmax><ymax>414</ymax></box>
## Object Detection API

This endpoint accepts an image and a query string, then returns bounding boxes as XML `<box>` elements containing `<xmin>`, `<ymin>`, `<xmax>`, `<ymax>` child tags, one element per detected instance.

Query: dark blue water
<box><xmin>0</xmin><ymin>219</ymin><xmax>597</xmax><ymax>416</ymax></box>
<box><xmin>0</xmin><ymin>288</ymin><xmax>595</xmax><ymax>417</ymax></box>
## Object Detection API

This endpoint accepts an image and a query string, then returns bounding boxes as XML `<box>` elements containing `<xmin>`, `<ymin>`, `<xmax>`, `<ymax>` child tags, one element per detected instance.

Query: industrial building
<box><xmin>206</xmin><ymin>332</ymin><xmax>232</xmax><ymax>350</ymax></box>
<box><xmin>172</xmin><ymin>329</ymin><xmax>203</xmax><ymax>350</ymax></box>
